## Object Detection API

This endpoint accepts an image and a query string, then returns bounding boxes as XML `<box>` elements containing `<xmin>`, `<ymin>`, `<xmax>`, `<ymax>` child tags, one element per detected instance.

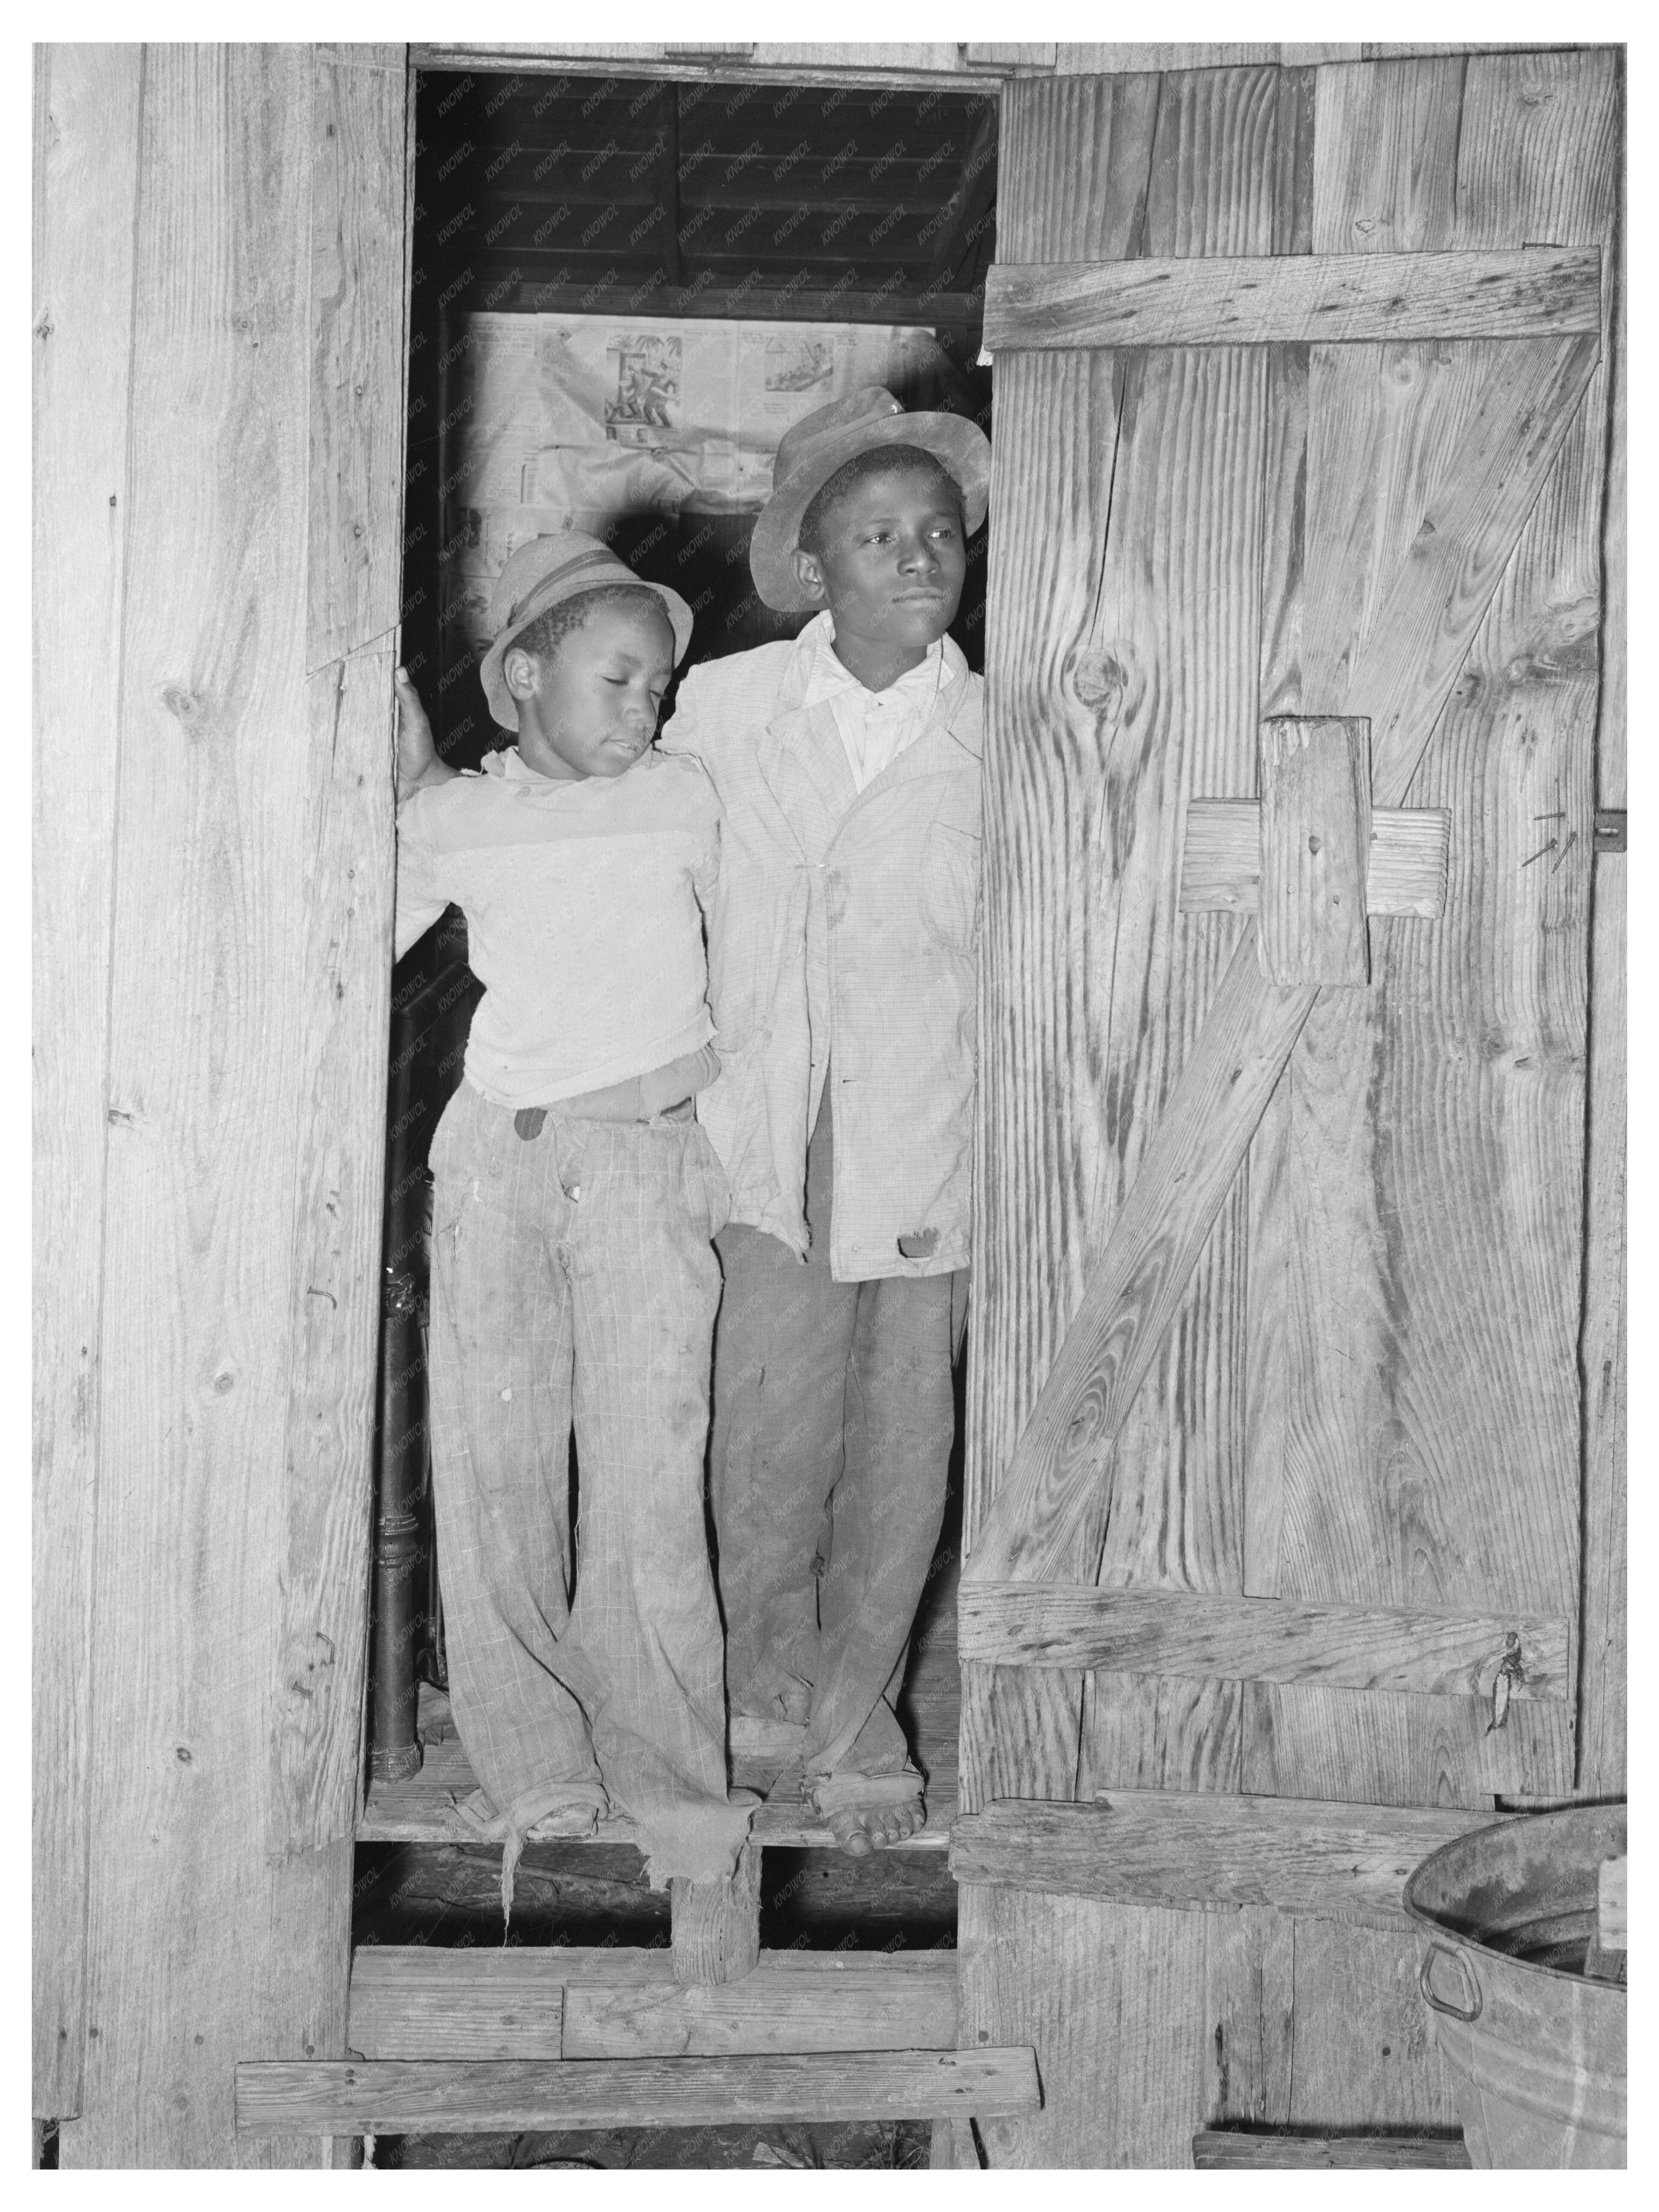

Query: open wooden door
<box><xmin>950</xmin><ymin>50</ymin><xmax>1620</xmax><ymax>2164</ymax></box>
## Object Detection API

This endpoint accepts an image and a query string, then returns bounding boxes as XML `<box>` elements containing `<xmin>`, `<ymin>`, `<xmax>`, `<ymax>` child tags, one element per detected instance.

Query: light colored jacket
<box><xmin>660</xmin><ymin>630</ymin><xmax>982</xmax><ymax>1281</ymax></box>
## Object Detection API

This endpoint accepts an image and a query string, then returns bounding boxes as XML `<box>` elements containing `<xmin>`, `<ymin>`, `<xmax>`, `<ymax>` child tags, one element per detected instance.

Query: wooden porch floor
<box><xmin>358</xmin><ymin>1532</ymin><xmax>963</xmax><ymax>1854</ymax></box>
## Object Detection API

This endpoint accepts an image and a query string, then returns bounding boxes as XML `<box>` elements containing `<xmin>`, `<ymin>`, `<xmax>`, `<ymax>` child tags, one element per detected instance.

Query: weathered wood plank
<box><xmin>1242</xmin><ymin>1686</ymin><xmax>1573</xmax><ymax>1807</ymax></box>
<box><xmin>348</xmin><ymin>1948</ymin><xmax>958</xmax><ymax>2060</ymax></box>
<box><xmin>958</xmin><ymin>1585</ymin><xmax>1569</xmax><ymax>1699</ymax></box>
<box><xmin>965</xmin><ymin>67</ymin><xmax>1162</xmax><ymax>1802</ymax></box>
<box><xmin>1578</xmin><ymin>56</ymin><xmax>1626</xmax><ymax>1799</ymax></box>
<box><xmin>1241</xmin><ymin>73</ymin><xmax>1316</xmax><ymax>1614</ymax></box>
<box><xmin>235</xmin><ymin>2048</ymin><xmax>1041</xmax><ymax>2133</ymax></box>
<box><xmin>351</xmin><ymin>1951</ymin><xmax>565</xmax><ymax>2060</ymax></box>
<box><xmin>957</xmin><ymin>1883</ymin><xmax>1210</xmax><ymax>2168</ymax></box>
<box><xmin>1071</xmin><ymin>64</ymin><xmax>1292</xmax><ymax>1809</ymax></box>
<box><xmin>1201</xmin><ymin>1908</ymin><xmax>1294</xmax><ymax>2130</ymax></box>
<box><xmin>1243</xmin><ymin>54</ymin><xmax>1479</xmax><ymax>1795</ymax></box>
<box><xmin>1597</xmin><ymin>1857</ymin><xmax>1626</xmax><ymax>1952</ymax></box>
<box><xmin>1282</xmin><ymin>1917</ymin><xmax>1461</xmax><ymax>2129</ymax></box>
<box><xmin>949</xmin><ymin>1794</ymin><xmax>1487</xmax><ymax>1919</ymax></box>
<box><xmin>957</xmin><ymin>1659</ymin><xmax>1083</xmax><ymax>1815</ymax></box>
<box><xmin>1193</xmin><ymin>2129</ymin><xmax>1469</xmax><ymax>2168</ymax></box>
<box><xmin>984</xmin><ymin>247</ymin><xmax>1600</xmax><ymax>351</ymax></box>
<box><xmin>59</xmin><ymin>46</ymin><xmax>408</xmax><ymax>2169</ymax></box>
<box><xmin>271</xmin><ymin>37</ymin><xmax>408</xmax><ymax>1851</ymax></box>
<box><xmin>1248</xmin><ymin>47</ymin><xmax>1617</xmax><ymax>1809</ymax></box>
<box><xmin>1181</xmin><ymin>800</ymin><xmax>1449</xmax><ymax>919</ymax></box>
<box><xmin>31</xmin><ymin>39</ymin><xmax>143</xmax><ymax>2122</ymax></box>
<box><xmin>63</xmin><ymin>44</ymin><xmax>319</xmax><ymax>2169</ymax></box>
<box><xmin>1257</xmin><ymin>717</ymin><xmax>1372</xmax><ymax>984</ymax></box>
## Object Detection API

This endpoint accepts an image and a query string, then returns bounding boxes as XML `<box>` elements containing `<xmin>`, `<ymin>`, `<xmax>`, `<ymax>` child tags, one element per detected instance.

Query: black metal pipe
<box><xmin>368</xmin><ymin>1172</ymin><xmax>430</xmax><ymax>1785</ymax></box>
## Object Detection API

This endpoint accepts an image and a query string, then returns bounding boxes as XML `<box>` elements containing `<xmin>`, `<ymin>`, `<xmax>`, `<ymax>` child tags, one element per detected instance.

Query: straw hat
<box><xmin>748</xmin><ymin>387</ymin><xmax>992</xmax><ymax>614</ymax></box>
<box><xmin>479</xmin><ymin>532</ymin><xmax>694</xmax><ymax>729</ymax></box>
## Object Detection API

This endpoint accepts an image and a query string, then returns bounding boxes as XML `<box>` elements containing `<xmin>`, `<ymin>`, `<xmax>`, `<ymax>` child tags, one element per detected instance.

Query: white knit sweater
<box><xmin>394</xmin><ymin>746</ymin><xmax>719</xmax><ymax>1108</ymax></box>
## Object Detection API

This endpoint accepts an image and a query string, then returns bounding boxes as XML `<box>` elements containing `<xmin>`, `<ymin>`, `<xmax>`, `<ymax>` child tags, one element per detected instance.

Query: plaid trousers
<box><xmin>427</xmin><ymin>1079</ymin><xmax>751</xmax><ymax>1886</ymax></box>
<box><xmin>710</xmin><ymin>1079</ymin><xmax>960</xmax><ymax>1783</ymax></box>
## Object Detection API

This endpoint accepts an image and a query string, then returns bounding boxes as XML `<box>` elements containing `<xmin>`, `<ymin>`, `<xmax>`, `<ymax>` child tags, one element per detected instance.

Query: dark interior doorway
<box><xmin>362</xmin><ymin>87</ymin><xmax>998</xmax><ymax>2153</ymax></box>
<box><xmin>372</xmin><ymin>62</ymin><xmax>997</xmax><ymax>1751</ymax></box>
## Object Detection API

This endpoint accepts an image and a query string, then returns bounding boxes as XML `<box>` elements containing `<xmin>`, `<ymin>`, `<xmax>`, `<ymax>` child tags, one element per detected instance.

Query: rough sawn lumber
<box><xmin>236</xmin><ymin>2047</ymin><xmax>1041</xmax><ymax>2133</ymax></box>
<box><xmin>1180</xmin><ymin>800</ymin><xmax>1449</xmax><ymax>918</ymax></box>
<box><xmin>1192</xmin><ymin>2128</ymin><xmax>1470</xmax><ymax>2168</ymax></box>
<box><xmin>1256</xmin><ymin>717</ymin><xmax>1372</xmax><ymax>986</ymax></box>
<box><xmin>948</xmin><ymin>1792</ymin><xmax>1488</xmax><ymax>1919</ymax></box>
<box><xmin>31</xmin><ymin>39</ymin><xmax>144</xmax><ymax>2122</ymax></box>
<box><xmin>984</xmin><ymin>246</ymin><xmax>1600</xmax><ymax>350</ymax></box>
<box><xmin>957</xmin><ymin>1584</ymin><xmax>1568</xmax><ymax>1699</ymax></box>
<box><xmin>347</xmin><ymin>1946</ymin><xmax>960</xmax><ymax>2060</ymax></box>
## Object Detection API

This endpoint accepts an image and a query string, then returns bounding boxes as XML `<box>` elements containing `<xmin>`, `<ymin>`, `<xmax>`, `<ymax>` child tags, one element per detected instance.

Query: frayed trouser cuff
<box><xmin>456</xmin><ymin>1780</ymin><xmax>609</xmax><ymax>1927</ymax></box>
<box><xmin>638</xmin><ymin>1794</ymin><xmax>758</xmax><ymax>1890</ymax></box>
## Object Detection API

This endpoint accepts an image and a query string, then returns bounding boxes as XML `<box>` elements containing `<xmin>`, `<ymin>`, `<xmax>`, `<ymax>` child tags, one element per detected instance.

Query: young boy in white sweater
<box><xmin>394</xmin><ymin>533</ymin><xmax>751</xmax><ymax>1910</ymax></box>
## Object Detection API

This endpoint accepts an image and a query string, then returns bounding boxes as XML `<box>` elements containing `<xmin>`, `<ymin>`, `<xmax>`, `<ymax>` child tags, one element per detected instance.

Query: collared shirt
<box><xmin>394</xmin><ymin>746</ymin><xmax>719</xmax><ymax>1109</ymax></box>
<box><xmin>798</xmin><ymin>610</ymin><xmax>967</xmax><ymax>794</ymax></box>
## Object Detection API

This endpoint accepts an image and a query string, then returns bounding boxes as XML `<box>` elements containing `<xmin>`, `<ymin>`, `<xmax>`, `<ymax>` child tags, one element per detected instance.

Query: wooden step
<box><xmin>360</xmin><ymin>1699</ymin><xmax>954</xmax><ymax>1851</ymax></box>
<box><xmin>349</xmin><ymin>1945</ymin><xmax>960</xmax><ymax>2060</ymax></box>
<box><xmin>236</xmin><ymin>2048</ymin><xmax>1040</xmax><ymax>2135</ymax></box>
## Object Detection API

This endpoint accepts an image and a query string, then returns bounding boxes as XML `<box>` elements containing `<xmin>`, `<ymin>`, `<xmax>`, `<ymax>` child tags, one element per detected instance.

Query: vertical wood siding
<box><xmin>32</xmin><ymin>41</ymin><xmax>145</xmax><ymax>2122</ymax></box>
<box><xmin>1576</xmin><ymin>63</ymin><xmax>1626</xmax><ymax>1797</ymax></box>
<box><xmin>1244</xmin><ymin>48</ymin><xmax>1617</xmax><ymax>1808</ymax></box>
<box><xmin>36</xmin><ymin>44</ymin><xmax>407</xmax><ymax>2166</ymax></box>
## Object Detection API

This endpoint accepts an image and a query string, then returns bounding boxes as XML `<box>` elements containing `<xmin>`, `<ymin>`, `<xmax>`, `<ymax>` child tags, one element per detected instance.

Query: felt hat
<box><xmin>479</xmin><ymin>531</ymin><xmax>694</xmax><ymax>729</ymax></box>
<box><xmin>748</xmin><ymin>386</ymin><xmax>992</xmax><ymax>613</ymax></box>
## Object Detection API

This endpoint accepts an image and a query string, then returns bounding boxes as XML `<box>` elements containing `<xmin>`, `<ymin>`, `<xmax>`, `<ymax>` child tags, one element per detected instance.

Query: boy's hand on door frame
<box><xmin>395</xmin><ymin>666</ymin><xmax>458</xmax><ymax>802</ymax></box>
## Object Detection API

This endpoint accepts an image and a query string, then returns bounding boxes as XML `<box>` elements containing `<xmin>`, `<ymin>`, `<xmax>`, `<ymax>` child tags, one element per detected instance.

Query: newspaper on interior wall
<box><xmin>442</xmin><ymin>313</ymin><xmax>939</xmax><ymax>654</ymax></box>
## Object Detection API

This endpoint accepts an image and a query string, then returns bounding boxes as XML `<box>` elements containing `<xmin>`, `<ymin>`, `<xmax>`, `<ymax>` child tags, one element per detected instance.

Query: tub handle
<box><xmin>1419</xmin><ymin>1940</ymin><xmax>1483</xmax><ymax>2023</ymax></box>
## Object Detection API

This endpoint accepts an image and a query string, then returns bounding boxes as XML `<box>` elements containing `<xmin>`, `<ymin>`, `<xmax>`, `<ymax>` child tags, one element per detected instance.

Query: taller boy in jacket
<box><xmin>661</xmin><ymin>387</ymin><xmax>991</xmax><ymax>1854</ymax></box>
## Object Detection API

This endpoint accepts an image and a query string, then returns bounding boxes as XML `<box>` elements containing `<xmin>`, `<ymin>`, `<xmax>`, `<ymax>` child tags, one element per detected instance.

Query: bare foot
<box><xmin>825</xmin><ymin>1795</ymin><xmax>925</xmax><ymax>1856</ymax></box>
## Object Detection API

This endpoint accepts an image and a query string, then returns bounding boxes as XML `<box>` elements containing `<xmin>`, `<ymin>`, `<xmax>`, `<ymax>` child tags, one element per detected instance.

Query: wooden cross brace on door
<box><xmin>964</xmin><ymin>315</ymin><xmax>1603</xmax><ymax>1595</ymax></box>
<box><xmin>1183</xmin><ymin>717</ymin><xmax>1449</xmax><ymax>989</ymax></box>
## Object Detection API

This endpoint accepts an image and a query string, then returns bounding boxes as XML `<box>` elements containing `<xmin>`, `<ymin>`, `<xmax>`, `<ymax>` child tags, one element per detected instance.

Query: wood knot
<box><xmin>1072</xmin><ymin>648</ymin><xmax>1126</xmax><ymax>714</ymax></box>
<box><xmin>161</xmin><ymin>684</ymin><xmax>209</xmax><ymax>731</ymax></box>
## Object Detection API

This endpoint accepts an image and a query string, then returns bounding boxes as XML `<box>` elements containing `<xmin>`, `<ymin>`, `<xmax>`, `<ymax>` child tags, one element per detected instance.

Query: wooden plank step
<box><xmin>1193</xmin><ymin>2130</ymin><xmax>1470</xmax><ymax>2169</ymax></box>
<box><xmin>359</xmin><ymin>1728</ymin><xmax>953</xmax><ymax>1851</ymax></box>
<box><xmin>236</xmin><ymin>2048</ymin><xmax>1040</xmax><ymax>2135</ymax></box>
<box><xmin>349</xmin><ymin>1946</ymin><xmax>960</xmax><ymax>2060</ymax></box>
<box><xmin>950</xmin><ymin>1793</ymin><xmax>1493</xmax><ymax>1923</ymax></box>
